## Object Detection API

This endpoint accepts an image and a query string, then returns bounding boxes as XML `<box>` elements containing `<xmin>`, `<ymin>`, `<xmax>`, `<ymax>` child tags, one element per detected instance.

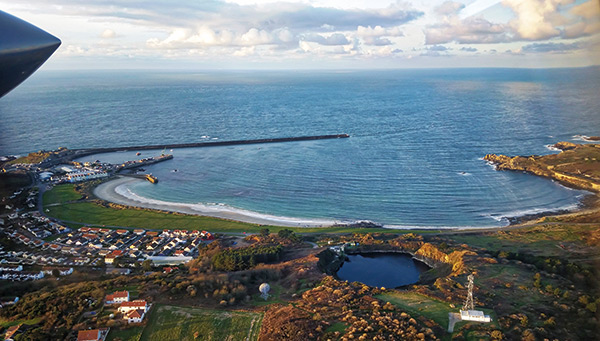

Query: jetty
<box><xmin>10</xmin><ymin>134</ymin><xmax>350</xmax><ymax>169</ymax></box>
<box><xmin>71</xmin><ymin>134</ymin><xmax>349</xmax><ymax>157</ymax></box>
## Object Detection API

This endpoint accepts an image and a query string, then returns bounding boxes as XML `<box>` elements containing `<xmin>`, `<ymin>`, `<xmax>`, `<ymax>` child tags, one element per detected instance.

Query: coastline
<box><xmin>93</xmin><ymin>176</ymin><xmax>338</xmax><ymax>228</ymax></box>
<box><xmin>92</xmin><ymin>175</ymin><xmax>592</xmax><ymax>231</ymax></box>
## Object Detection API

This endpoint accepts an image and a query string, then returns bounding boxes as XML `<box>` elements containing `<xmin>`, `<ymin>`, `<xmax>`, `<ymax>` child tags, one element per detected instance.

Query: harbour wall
<box><xmin>72</xmin><ymin>134</ymin><xmax>350</xmax><ymax>158</ymax></box>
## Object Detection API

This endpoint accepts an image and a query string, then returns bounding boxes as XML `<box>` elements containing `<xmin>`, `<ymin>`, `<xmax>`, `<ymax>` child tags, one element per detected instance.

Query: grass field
<box><xmin>445</xmin><ymin>224</ymin><xmax>598</xmax><ymax>257</ymax></box>
<box><xmin>107</xmin><ymin>326</ymin><xmax>144</xmax><ymax>341</ymax></box>
<box><xmin>0</xmin><ymin>316</ymin><xmax>42</xmax><ymax>329</ymax></box>
<box><xmin>377</xmin><ymin>291</ymin><xmax>453</xmax><ymax>329</ymax></box>
<box><xmin>42</xmin><ymin>184</ymin><xmax>420</xmax><ymax>234</ymax></box>
<box><xmin>139</xmin><ymin>304</ymin><xmax>262</xmax><ymax>341</ymax></box>
<box><xmin>42</xmin><ymin>184</ymin><xmax>83</xmax><ymax>206</ymax></box>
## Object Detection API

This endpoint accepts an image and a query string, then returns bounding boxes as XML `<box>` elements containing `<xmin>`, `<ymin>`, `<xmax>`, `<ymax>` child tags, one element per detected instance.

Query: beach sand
<box><xmin>93</xmin><ymin>176</ymin><xmax>336</xmax><ymax>228</ymax></box>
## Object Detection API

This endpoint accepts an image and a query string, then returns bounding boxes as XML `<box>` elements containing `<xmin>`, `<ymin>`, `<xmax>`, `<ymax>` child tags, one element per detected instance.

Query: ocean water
<box><xmin>1</xmin><ymin>68</ymin><xmax>599</xmax><ymax>227</ymax></box>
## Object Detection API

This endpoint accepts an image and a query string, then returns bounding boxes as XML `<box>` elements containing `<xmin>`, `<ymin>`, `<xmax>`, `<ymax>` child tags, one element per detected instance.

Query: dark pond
<box><xmin>335</xmin><ymin>252</ymin><xmax>430</xmax><ymax>288</ymax></box>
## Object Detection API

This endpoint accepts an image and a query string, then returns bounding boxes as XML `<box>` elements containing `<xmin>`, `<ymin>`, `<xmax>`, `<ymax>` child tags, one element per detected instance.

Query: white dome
<box><xmin>259</xmin><ymin>283</ymin><xmax>270</xmax><ymax>294</ymax></box>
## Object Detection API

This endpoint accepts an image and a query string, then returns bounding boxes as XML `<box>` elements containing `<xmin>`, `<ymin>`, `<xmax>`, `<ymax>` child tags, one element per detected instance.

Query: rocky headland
<box><xmin>484</xmin><ymin>142</ymin><xmax>600</xmax><ymax>193</ymax></box>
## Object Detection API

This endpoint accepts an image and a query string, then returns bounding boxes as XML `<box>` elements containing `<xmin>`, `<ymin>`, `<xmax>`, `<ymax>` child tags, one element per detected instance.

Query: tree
<box><xmin>259</xmin><ymin>228</ymin><xmax>270</xmax><ymax>237</ymax></box>
<box><xmin>142</xmin><ymin>259</ymin><xmax>153</xmax><ymax>272</ymax></box>
<box><xmin>51</xmin><ymin>269</ymin><xmax>60</xmax><ymax>278</ymax></box>
<box><xmin>278</xmin><ymin>229</ymin><xmax>293</xmax><ymax>239</ymax></box>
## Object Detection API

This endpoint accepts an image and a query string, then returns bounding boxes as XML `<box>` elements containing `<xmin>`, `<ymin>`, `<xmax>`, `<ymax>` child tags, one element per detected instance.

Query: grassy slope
<box><xmin>42</xmin><ymin>184</ymin><xmax>421</xmax><ymax>234</ymax></box>
<box><xmin>42</xmin><ymin>184</ymin><xmax>83</xmax><ymax>206</ymax></box>
<box><xmin>107</xmin><ymin>326</ymin><xmax>144</xmax><ymax>341</ymax></box>
<box><xmin>377</xmin><ymin>292</ymin><xmax>453</xmax><ymax>329</ymax></box>
<box><xmin>139</xmin><ymin>304</ymin><xmax>262</xmax><ymax>341</ymax></box>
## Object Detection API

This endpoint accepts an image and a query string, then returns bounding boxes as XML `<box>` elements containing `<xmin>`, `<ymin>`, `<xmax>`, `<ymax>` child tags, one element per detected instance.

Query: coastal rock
<box><xmin>553</xmin><ymin>141</ymin><xmax>577</xmax><ymax>150</ymax></box>
<box><xmin>484</xmin><ymin>143</ymin><xmax>600</xmax><ymax>193</ymax></box>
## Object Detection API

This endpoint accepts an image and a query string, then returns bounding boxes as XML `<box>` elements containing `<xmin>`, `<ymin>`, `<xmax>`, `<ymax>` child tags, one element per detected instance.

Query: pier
<box><xmin>70</xmin><ymin>134</ymin><xmax>350</xmax><ymax>158</ymax></box>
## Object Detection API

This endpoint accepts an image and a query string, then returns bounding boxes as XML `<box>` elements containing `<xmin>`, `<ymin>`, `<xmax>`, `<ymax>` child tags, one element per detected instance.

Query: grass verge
<box><xmin>140</xmin><ymin>304</ymin><xmax>262</xmax><ymax>341</ymax></box>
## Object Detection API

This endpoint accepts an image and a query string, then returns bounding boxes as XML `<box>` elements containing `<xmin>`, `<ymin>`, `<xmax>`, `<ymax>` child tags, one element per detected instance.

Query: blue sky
<box><xmin>2</xmin><ymin>0</ymin><xmax>599</xmax><ymax>69</ymax></box>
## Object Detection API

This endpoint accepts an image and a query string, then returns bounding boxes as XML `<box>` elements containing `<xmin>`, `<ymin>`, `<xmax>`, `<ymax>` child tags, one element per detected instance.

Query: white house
<box><xmin>119</xmin><ymin>300</ymin><xmax>147</xmax><ymax>314</ymax></box>
<box><xmin>126</xmin><ymin>309</ymin><xmax>145</xmax><ymax>323</ymax></box>
<box><xmin>42</xmin><ymin>267</ymin><xmax>74</xmax><ymax>276</ymax></box>
<box><xmin>105</xmin><ymin>291</ymin><xmax>129</xmax><ymax>305</ymax></box>
<box><xmin>460</xmin><ymin>310</ymin><xmax>491</xmax><ymax>322</ymax></box>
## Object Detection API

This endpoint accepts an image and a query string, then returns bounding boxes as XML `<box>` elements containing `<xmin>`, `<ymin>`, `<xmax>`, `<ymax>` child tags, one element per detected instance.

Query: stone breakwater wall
<box><xmin>72</xmin><ymin>134</ymin><xmax>350</xmax><ymax>158</ymax></box>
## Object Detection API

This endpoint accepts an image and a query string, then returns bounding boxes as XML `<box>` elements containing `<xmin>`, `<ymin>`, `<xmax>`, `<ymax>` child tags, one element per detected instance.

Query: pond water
<box><xmin>335</xmin><ymin>253</ymin><xmax>430</xmax><ymax>288</ymax></box>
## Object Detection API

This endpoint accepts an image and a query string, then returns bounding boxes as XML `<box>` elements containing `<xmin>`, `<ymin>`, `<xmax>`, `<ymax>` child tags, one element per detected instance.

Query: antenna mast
<box><xmin>463</xmin><ymin>274</ymin><xmax>475</xmax><ymax>311</ymax></box>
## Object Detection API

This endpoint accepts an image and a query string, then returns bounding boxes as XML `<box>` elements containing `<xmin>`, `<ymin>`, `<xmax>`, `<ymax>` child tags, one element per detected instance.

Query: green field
<box><xmin>42</xmin><ymin>184</ymin><xmax>84</xmax><ymax>206</ymax></box>
<box><xmin>377</xmin><ymin>291</ymin><xmax>454</xmax><ymax>329</ymax></box>
<box><xmin>0</xmin><ymin>316</ymin><xmax>42</xmax><ymax>329</ymax></box>
<box><xmin>139</xmin><ymin>305</ymin><xmax>262</xmax><ymax>341</ymax></box>
<box><xmin>42</xmin><ymin>184</ymin><xmax>416</xmax><ymax>234</ymax></box>
<box><xmin>107</xmin><ymin>326</ymin><xmax>144</xmax><ymax>341</ymax></box>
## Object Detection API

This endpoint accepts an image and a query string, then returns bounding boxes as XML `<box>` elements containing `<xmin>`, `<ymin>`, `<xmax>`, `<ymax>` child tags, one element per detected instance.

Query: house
<box><xmin>4</xmin><ymin>324</ymin><xmax>22</xmax><ymax>340</ymax></box>
<box><xmin>0</xmin><ymin>264</ymin><xmax>22</xmax><ymax>272</ymax></box>
<box><xmin>106</xmin><ymin>267</ymin><xmax>131</xmax><ymax>275</ymax></box>
<box><xmin>460</xmin><ymin>310</ymin><xmax>491</xmax><ymax>322</ymax></box>
<box><xmin>0</xmin><ymin>297</ymin><xmax>19</xmax><ymax>307</ymax></box>
<box><xmin>133</xmin><ymin>229</ymin><xmax>145</xmax><ymax>235</ymax></box>
<box><xmin>42</xmin><ymin>267</ymin><xmax>73</xmax><ymax>276</ymax></box>
<box><xmin>77</xmin><ymin>328</ymin><xmax>109</xmax><ymax>341</ymax></box>
<box><xmin>126</xmin><ymin>309</ymin><xmax>145</xmax><ymax>323</ymax></box>
<box><xmin>163</xmin><ymin>266</ymin><xmax>177</xmax><ymax>274</ymax></box>
<box><xmin>119</xmin><ymin>300</ymin><xmax>148</xmax><ymax>314</ymax></box>
<box><xmin>105</xmin><ymin>256</ymin><xmax>116</xmax><ymax>264</ymax></box>
<box><xmin>105</xmin><ymin>290</ymin><xmax>129</xmax><ymax>304</ymax></box>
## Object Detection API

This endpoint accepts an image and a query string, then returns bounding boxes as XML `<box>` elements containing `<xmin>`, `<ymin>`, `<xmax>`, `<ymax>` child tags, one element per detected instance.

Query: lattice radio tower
<box><xmin>462</xmin><ymin>274</ymin><xmax>475</xmax><ymax>311</ymax></box>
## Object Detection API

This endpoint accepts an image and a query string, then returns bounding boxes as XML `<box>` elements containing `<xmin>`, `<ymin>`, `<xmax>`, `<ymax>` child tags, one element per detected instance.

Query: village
<box><xmin>1</xmin><ymin>209</ymin><xmax>214</xmax><ymax>281</ymax></box>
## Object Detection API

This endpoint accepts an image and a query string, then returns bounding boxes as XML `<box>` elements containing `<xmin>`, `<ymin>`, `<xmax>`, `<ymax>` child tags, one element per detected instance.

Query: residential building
<box><xmin>105</xmin><ymin>291</ymin><xmax>129</xmax><ymax>304</ymax></box>
<box><xmin>119</xmin><ymin>300</ymin><xmax>148</xmax><ymax>314</ymax></box>
<box><xmin>77</xmin><ymin>328</ymin><xmax>109</xmax><ymax>341</ymax></box>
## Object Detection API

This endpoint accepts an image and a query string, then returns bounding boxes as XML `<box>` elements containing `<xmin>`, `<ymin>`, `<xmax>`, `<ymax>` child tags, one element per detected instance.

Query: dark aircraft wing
<box><xmin>0</xmin><ymin>10</ymin><xmax>61</xmax><ymax>98</ymax></box>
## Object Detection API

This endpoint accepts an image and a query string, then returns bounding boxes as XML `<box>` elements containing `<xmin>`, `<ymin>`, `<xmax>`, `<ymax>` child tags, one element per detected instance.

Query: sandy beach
<box><xmin>93</xmin><ymin>176</ymin><xmax>337</xmax><ymax>227</ymax></box>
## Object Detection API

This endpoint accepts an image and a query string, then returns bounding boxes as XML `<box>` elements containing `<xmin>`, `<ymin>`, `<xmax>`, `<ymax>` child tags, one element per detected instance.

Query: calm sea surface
<box><xmin>1</xmin><ymin>68</ymin><xmax>598</xmax><ymax>227</ymax></box>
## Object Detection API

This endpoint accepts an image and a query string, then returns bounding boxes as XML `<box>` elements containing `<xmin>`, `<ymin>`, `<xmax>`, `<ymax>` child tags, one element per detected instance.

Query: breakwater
<box><xmin>71</xmin><ymin>134</ymin><xmax>349</xmax><ymax>158</ymax></box>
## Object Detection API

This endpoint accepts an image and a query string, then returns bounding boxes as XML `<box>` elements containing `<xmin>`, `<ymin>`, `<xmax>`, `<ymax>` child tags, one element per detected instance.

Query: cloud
<box><xmin>420</xmin><ymin>44</ymin><xmax>453</xmax><ymax>57</ymax></box>
<box><xmin>521</xmin><ymin>41</ymin><xmax>582</xmax><ymax>53</ymax></box>
<box><xmin>100</xmin><ymin>29</ymin><xmax>116</xmax><ymax>39</ymax></box>
<box><xmin>429</xmin><ymin>45</ymin><xmax>450</xmax><ymax>51</ymax></box>
<box><xmin>425</xmin><ymin>0</ymin><xmax>600</xmax><ymax>45</ymax></box>
<box><xmin>356</xmin><ymin>25</ymin><xmax>403</xmax><ymax>45</ymax></box>
<box><xmin>460</xmin><ymin>47</ymin><xmax>477</xmax><ymax>52</ymax></box>
<box><xmin>562</xmin><ymin>1</ymin><xmax>600</xmax><ymax>38</ymax></box>
<box><xmin>424</xmin><ymin>1</ymin><xmax>509</xmax><ymax>44</ymax></box>
<box><xmin>502</xmin><ymin>0</ymin><xmax>571</xmax><ymax>41</ymax></box>
<box><xmin>302</xmin><ymin>33</ymin><xmax>350</xmax><ymax>46</ymax></box>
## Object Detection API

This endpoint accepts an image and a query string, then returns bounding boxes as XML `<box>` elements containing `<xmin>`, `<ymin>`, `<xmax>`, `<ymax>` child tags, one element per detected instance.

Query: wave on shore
<box><xmin>98</xmin><ymin>177</ymin><xmax>338</xmax><ymax>227</ymax></box>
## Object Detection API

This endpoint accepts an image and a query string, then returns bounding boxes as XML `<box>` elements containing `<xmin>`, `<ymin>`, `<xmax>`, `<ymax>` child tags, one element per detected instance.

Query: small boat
<box><xmin>136</xmin><ymin>152</ymin><xmax>141</xmax><ymax>156</ymax></box>
<box><xmin>145</xmin><ymin>174</ymin><xmax>158</xmax><ymax>184</ymax></box>
<box><xmin>171</xmin><ymin>169</ymin><xmax>178</xmax><ymax>172</ymax></box>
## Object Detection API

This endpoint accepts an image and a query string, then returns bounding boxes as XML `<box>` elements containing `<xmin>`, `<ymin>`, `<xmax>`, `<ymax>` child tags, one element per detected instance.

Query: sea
<box><xmin>1</xmin><ymin>68</ymin><xmax>599</xmax><ymax>228</ymax></box>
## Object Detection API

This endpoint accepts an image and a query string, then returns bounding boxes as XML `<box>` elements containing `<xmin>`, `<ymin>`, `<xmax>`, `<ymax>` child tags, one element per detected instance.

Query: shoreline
<box><xmin>93</xmin><ymin>176</ymin><xmax>339</xmax><ymax>228</ymax></box>
<box><xmin>92</xmin><ymin>175</ymin><xmax>592</xmax><ymax>231</ymax></box>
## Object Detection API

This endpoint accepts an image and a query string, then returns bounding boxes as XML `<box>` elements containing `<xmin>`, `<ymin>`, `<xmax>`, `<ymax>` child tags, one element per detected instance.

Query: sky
<box><xmin>2</xmin><ymin>0</ymin><xmax>599</xmax><ymax>69</ymax></box>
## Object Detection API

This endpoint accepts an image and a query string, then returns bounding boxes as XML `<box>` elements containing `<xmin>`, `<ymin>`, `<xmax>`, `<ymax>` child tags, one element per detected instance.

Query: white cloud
<box><xmin>424</xmin><ymin>2</ymin><xmax>509</xmax><ymax>44</ymax></box>
<box><xmin>356</xmin><ymin>25</ymin><xmax>403</xmax><ymax>45</ymax></box>
<box><xmin>302</xmin><ymin>33</ymin><xmax>350</xmax><ymax>45</ymax></box>
<box><xmin>100</xmin><ymin>29</ymin><xmax>116</xmax><ymax>39</ymax></box>
<box><xmin>502</xmin><ymin>0</ymin><xmax>572</xmax><ymax>40</ymax></box>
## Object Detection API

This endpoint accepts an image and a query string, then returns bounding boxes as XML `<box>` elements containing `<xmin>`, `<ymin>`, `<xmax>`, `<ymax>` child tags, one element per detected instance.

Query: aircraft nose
<box><xmin>0</xmin><ymin>10</ymin><xmax>61</xmax><ymax>98</ymax></box>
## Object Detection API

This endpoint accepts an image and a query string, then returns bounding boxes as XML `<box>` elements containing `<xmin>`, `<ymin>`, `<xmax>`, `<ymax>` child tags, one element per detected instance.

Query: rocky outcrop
<box><xmin>484</xmin><ymin>142</ymin><xmax>600</xmax><ymax>193</ymax></box>
<box><xmin>553</xmin><ymin>141</ymin><xmax>577</xmax><ymax>150</ymax></box>
<box><xmin>414</xmin><ymin>243</ymin><xmax>475</xmax><ymax>276</ymax></box>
